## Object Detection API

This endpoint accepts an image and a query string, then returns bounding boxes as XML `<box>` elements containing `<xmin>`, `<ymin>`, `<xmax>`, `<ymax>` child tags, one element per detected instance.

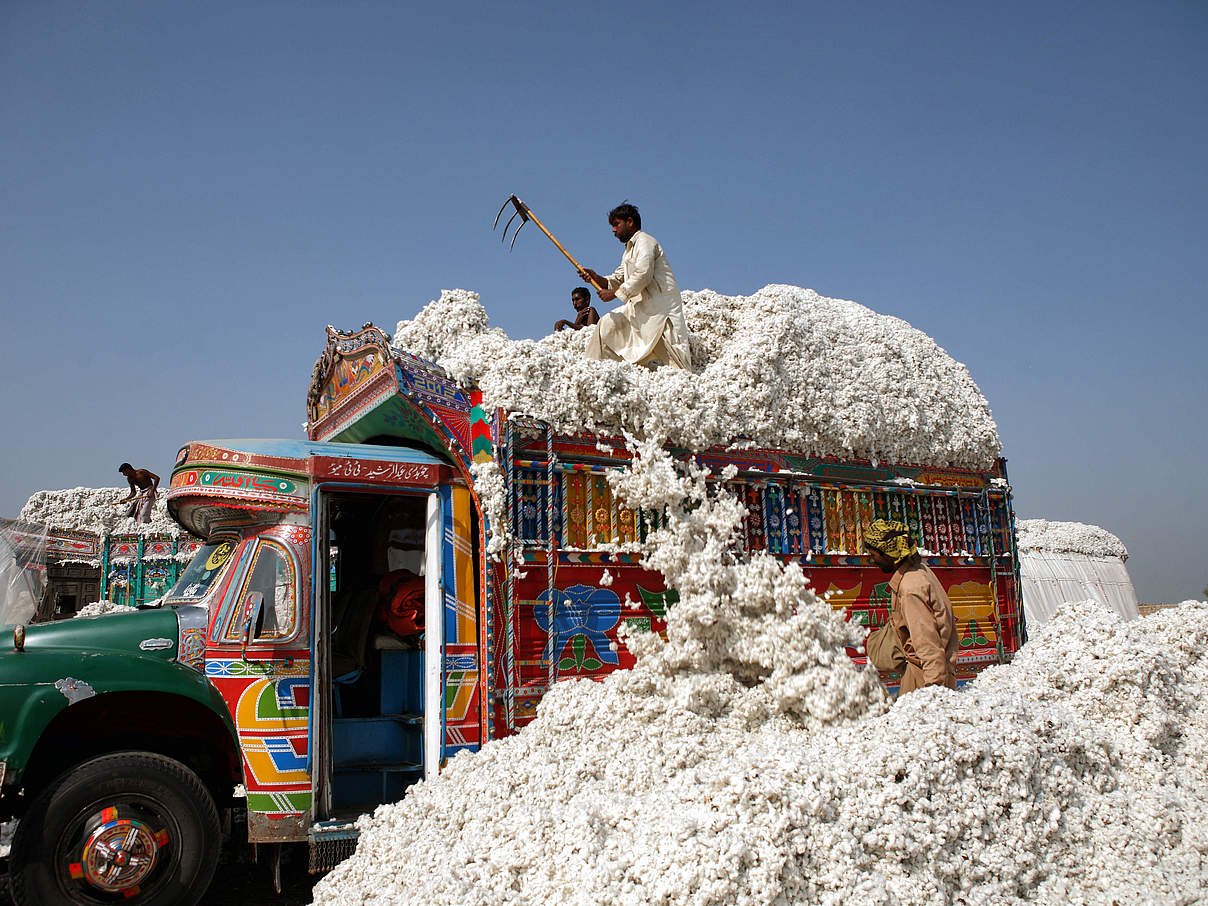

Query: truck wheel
<box><xmin>10</xmin><ymin>751</ymin><xmax>221</xmax><ymax>906</ymax></box>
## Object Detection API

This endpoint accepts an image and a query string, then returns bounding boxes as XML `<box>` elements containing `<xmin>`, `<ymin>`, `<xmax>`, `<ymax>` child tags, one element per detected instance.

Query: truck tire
<box><xmin>9</xmin><ymin>751</ymin><xmax>221</xmax><ymax>906</ymax></box>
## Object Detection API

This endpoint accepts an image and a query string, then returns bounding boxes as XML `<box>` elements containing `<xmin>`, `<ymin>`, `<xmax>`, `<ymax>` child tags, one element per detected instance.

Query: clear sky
<box><xmin>2</xmin><ymin>1</ymin><xmax>1204</xmax><ymax>602</ymax></box>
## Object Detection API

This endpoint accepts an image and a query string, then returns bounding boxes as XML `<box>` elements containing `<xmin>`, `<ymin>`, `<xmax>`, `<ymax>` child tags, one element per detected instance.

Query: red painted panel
<box><xmin>491</xmin><ymin>558</ymin><xmax>1020</xmax><ymax>736</ymax></box>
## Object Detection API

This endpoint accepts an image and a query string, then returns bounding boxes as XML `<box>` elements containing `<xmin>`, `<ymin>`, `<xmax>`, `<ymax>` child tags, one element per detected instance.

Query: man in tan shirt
<box><xmin>864</xmin><ymin>519</ymin><xmax>958</xmax><ymax>693</ymax></box>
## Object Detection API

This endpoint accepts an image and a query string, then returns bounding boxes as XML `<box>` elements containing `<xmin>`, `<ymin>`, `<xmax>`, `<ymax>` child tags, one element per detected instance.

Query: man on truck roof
<box><xmin>117</xmin><ymin>462</ymin><xmax>159</xmax><ymax>524</ymax></box>
<box><xmin>554</xmin><ymin>286</ymin><xmax>600</xmax><ymax>332</ymax></box>
<box><xmin>578</xmin><ymin>202</ymin><xmax>692</xmax><ymax>370</ymax></box>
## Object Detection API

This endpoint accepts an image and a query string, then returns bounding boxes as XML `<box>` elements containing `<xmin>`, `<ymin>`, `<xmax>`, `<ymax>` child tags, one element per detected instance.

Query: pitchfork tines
<box><xmin>493</xmin><ymin>194</ymin><xmax>531</xmax><ymax>251</ymax></box>
<box><xmin>491</xmin><ymin>193</ymin><xmax>605</xmax><ymax>289</ymax></box>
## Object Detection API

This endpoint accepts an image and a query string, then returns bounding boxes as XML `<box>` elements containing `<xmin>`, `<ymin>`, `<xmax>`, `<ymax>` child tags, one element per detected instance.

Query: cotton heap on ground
<box><xmin>1016</xmin><ymin>518</ymin><xmax>1129</xmax><ymax>560</ymax></box>
<box><xmin>312</xmin><ymin>287</ymin><xmax>1207</xmax><ymax>904</ymax></box>
<box><xmin>18</xmin><ymin>487</ymin><xmax>181</xmax><ymax>537</ymax></box>
<box><xmin>391</xmin><ymin>285</ymin><xmax>1001</xmax><ymax>470</ymax></box>
<box><xmin>315</xmin><ymin>462</ymin><xmax>1208</xmax><ymax>905</ymax></box>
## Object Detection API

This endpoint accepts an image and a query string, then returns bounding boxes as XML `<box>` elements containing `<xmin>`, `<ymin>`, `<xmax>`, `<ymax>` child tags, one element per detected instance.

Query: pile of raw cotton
<box><xmin>74</xmin><ymin>600</ymin><xmax>138</xmax><ymax>618</ymax></box>
<box><xmin>1017</xmin><ymin>518</ymin><xmax>1128</xmax><ymax>560</ymax></box>
<box><xmin>390</xmin><ymin>285</ymin><xmax>1001</xmax><ymax>470</ymax></box>
<box><xmin>314</xmin><ymin>438</ymin><xmax>1208</xmax><ymax>904</ymax></box>
<box><xmin>18</xmin><ymin>487</ymin><xmax>181</xmax><ymax>537</ymax></box>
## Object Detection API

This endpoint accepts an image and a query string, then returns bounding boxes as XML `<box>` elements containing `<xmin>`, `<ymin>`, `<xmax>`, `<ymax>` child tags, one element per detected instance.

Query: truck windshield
<box><xmin>165</xmin><ymin>539</ymin><xmax>238</xmax><ymax>603</ymax></box>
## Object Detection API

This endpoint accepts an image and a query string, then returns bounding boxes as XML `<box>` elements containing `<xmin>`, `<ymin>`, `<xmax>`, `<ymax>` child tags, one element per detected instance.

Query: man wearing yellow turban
<box><xmin>864</xmin><ymin>519</ymin><xmax>958</xmax><ymax>693</ymax></box>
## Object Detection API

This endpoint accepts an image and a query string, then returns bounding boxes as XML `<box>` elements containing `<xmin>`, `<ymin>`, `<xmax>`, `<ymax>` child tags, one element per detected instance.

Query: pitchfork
<box><xmin>493</xmin><ymin>194</ymin><xmax>606</xmax><ymax>291</ymax></box>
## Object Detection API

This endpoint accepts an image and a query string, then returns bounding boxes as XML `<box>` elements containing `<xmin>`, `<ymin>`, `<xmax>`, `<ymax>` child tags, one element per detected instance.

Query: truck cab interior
<box><xmin>319</xmin><ymin>491</ymin><xmax>432</xmax><ymax>817</ymax></box>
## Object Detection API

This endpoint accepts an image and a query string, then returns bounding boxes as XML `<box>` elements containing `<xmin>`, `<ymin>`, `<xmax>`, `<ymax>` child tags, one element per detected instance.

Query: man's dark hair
<box><xmin>571</xmin><ymin>286</ymin><xmax>591</xmax><ymax>301</ymax></box>
<box><xmin>608</xmin><ymin>202</ymin><xmax>641</xmax><ymax>229</ymax></box>
<box><xmin>118</xmin><ymin>462</ymin><xmax>133</xmax><ymax>472</ymax></box>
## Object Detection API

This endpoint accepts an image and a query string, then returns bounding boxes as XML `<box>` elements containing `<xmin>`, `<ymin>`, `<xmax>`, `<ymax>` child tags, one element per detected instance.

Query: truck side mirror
<box><xmin>241</xmin><ymin>591</ymin><xmax>264</xmax><ymax>660</ymax></box>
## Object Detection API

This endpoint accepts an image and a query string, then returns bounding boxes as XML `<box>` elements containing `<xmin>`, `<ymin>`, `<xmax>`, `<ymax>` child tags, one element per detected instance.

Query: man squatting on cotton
<box><xmin>117</xmin><ymin>462</ymin><xmax>159</xmax><ymax>525</ymax></box>
<box><xmin>578</xmin><ymin>202</ymin><xmax>692</xmax><ymax>370</ymax></box>
<box><xmin>864</xmin><ymin>519</ymin><xmax>959</xmax><ymax>693</ymax></box>
<box><xmin>554</xmin><ymin>286</ymin><xmax>600</xmax><ymax>332</ymax></box>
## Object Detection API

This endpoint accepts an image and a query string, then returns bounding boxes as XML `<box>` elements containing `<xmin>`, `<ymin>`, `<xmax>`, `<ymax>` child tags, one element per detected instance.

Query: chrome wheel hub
<box><xmin>75</xmin><ymin>811</ymin><xmax>163</xmax><ymax>893</ymax></box>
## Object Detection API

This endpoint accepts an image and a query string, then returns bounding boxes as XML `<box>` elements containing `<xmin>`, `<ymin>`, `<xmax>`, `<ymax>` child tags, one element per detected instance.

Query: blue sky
<box><xmin>2</xmin><ymin>1</ymin><xmax>1204</xmax><ymax>602</ymax></box>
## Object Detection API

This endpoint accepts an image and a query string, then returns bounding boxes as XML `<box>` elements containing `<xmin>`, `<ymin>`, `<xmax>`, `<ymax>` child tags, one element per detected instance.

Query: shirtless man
<box><xmin>554</xmin><ymin>286</ymin><xmax>600</xmax><ymax>332</ymax></box>
<box><xmin>118</xmin><ymin>463</ymin><xmax>159</xmax><ymax>524</ymax></box>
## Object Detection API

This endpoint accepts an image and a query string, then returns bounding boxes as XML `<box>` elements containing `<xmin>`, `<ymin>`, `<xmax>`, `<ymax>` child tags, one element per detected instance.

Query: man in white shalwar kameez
<box><xmin>579</xmin><ymin>203</ymin><xmax>692</xmax><ymax>370</ymax></box>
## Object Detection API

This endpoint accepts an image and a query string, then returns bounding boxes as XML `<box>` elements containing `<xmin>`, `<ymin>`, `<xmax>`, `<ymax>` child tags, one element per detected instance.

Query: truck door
<box><xmin>312</xmin><ymin>489</ymin><xmax>441</xmax><ymax>820</ymax></box>
<box><xmin>205</xmin><ymin>528</ymin><xmax>313</xmax><ymax>843</ymax></box>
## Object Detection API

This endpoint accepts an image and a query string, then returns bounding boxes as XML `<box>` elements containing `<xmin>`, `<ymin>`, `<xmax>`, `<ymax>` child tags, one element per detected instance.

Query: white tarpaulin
<box><xmin>0</xmin><ymin>519</ymin><xmax>48</xmax><ymax>627</ymax></box>
<box><xmin>1020</xmin><ymin>549</ymin><xmax>1140</xmax><ymax>626</ymax></box>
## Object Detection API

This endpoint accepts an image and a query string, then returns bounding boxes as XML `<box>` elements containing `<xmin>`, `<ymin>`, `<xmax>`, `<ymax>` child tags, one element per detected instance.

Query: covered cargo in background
<box><xmin>1017</xmin><ymin>518</ymin><xmax>1138</xmax><ymax>625</ymax></box>
<box><xmin>14</xmin><ymin>487</ymin><xmax>204</xmax><ymax>617</ymax></box>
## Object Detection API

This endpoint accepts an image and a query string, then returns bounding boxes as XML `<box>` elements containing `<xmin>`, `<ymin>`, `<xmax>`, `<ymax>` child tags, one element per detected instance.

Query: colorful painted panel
<box><xmin>719</xmin><ymin>480</ymin><xmax>1015</xmax><ymax>567</ymax></box>
<box><xmin>563</xmin><ymin>473</ymin><xmax>589</xmax><ymax>549</ymax></box>
<box><xmin>311</xmin><ymin>457</ymin><xmax>444</xmax><ymax>487</ymax></box>
<box><xmin>805</xmin><ymin>486</ymin><xmax>825</xmax><ymax>553</ymax></box>
<box><xmin>314</xmin><ymin>348</ymin><xmax>388</xmax><ymax>422</ymax></box>
<box><xmin>811</xmin><ymin>563</ymin><xmax>1016</xmax><ymax>684</ymax></box>
<box><xmin>588</xmin><ymin>475</ymin><xmax>613</xmax><ymax>546</ymax></box>
<box><xmin>469</xmin><ymin>393</ymin><xmax>495</xmax><ymax>464</ymax></box>
<box><xmin>205</xmin><ymin>659</ymin><xmax>313</xmax><ymax>820</ymax></box>
<box><xmin>744</xmin><ymin>484</ymin><xmax>766</xmax><ymax>551</ymax></box>
<box><xmin>512</xmin><ymin>467</ymin><xmax>556</xmax><ymax>544</ymax></box>
<box><xmin>171</xmin><ymin>468</ymin><xmax>308</xmax><ymax>512</ymax></box>
<box><xmin>493</xmin><ymin>563</ymin><xmax>673</xmax><ymax>736</ymax></box>
<box><xmin>490</xmin><ymin>465</ymin><xmax>646</xmax><ymax>552</ymax></box>
<box><xmin>44</xmin><ymin>530</ymin><xmax>101</xmax><ymax>560</ymax></box>
<box><xmin>442</xmin><ymin>485</ymin><xmax>482</xmax><ymax>756</ymax></box>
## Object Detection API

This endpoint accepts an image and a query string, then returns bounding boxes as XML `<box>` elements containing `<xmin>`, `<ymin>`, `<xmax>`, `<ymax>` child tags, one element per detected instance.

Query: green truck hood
<box><xmin>21</xmin><ymin>608</ymin><xmax>182</xmax><ymax>660</ymax></box>
<box><xmin>0</xmin><ymin>608</ymin><xmax>238</xmax><ymax>792</ymax></box>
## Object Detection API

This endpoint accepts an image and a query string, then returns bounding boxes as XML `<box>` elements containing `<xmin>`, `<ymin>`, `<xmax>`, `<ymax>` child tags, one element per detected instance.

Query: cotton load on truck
<box><xmin>0</xmin><ymin>292</ymin><xmax>1023</xmax><ymax>904</ymax></box>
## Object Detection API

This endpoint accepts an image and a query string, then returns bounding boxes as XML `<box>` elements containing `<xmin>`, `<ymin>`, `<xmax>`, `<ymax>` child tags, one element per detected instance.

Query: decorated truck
<box><xmin>0</xmin><ymin>323</ymin><xmax>1022</xmax><ymax>904</ymax></box>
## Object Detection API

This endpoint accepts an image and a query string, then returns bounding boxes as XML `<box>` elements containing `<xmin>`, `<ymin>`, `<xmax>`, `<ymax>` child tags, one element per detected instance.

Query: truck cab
<box><xmin>165</xmin><ymin>437</ymin><xmax>477</xmax><ymax>841</ymax></box>
<box><xmin>0</xmin><ymin>434</ymin><xmax>480</xmax><ymax>903</ymax></box>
